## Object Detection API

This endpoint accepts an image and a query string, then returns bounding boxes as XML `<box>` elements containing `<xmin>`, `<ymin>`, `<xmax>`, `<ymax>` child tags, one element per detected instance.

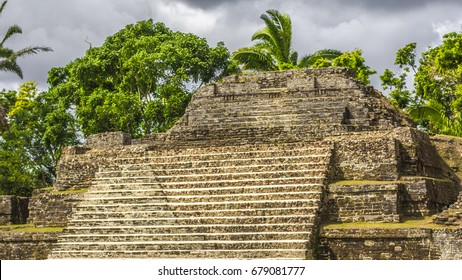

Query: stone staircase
<box><xmin>165</xmin><ymin>88</ymin><xmax>379</xmax><ymax>147</ymax></box>
<box><xmin>49</xmin><ymin>142</ymin><xmax>332</xmax><ymax>259</ymax></box>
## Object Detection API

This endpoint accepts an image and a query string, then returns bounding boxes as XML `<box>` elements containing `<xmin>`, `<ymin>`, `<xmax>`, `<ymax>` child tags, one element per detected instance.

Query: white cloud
<box><xmin>150</xmin><ymin>1</ymin><xmax>222</xmax><ymax>35</ymax></box>
<box><xmin>431</xmin><ymin>20</ymin><xmax>462</xmax><ymax>46</ymax></box>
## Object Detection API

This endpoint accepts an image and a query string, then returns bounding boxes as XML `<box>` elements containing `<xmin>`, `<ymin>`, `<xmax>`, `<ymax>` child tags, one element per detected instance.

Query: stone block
<box><xmin>85</xmin><ymin>131</ymin><xmax>131</xmax><ymax>148</ymax></box>
<box><xmin>326</xmin><ymin>182</ymin><xmax>402</xmax><ymax>222</ymax></box>
<box><xmin>28</xmin><ymin>189</ymin><xmax>84</xmax><ymax>227</ymax></box>
<box><xmin>0</xmin><ymin>232</ymin><xmax>59</xmax><ymax>259</ymax></box>
<box><xmin>0</xmin><ymin>195</ymin><xmax>29</xmax><ymax>225</ymax></box>
<box><xmin>319</xmin><ymin>228</ymin><xmax>434</xmax><ymax>260</ymax></box>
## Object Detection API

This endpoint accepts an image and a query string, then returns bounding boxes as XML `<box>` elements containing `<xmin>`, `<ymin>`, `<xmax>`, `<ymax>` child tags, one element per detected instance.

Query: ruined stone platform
<box><xmin>11</xmin><ymin>68</ymin><xmax>461</xmax><ymax>260</ymax></box>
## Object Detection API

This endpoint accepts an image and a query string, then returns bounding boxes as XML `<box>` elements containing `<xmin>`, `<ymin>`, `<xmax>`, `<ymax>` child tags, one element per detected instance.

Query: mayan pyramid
<box><xmin>45</xmin><ymin>68</ymin><xmax>461</xmax><ymax>259</ymax></box>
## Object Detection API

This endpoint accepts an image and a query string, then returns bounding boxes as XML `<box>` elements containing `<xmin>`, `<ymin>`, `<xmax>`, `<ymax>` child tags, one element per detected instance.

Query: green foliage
<box><xmin>232</xmin><ymin>10</ymin><xmax>344</xmax><ymax>71</ymax></box>
<box><xmin>383</xmin><ymin>33</ymin><xmax>462</xmax><ymax>137</ymax></box>
<box><xmin>232</xmin><ymin>9</ymin><xmax>374</xmax><ymax>84</ymax></box>
<box><xmin>0</xmin><ymin>1</ymin><xmax>52</xmax><ymax>78</ymax></box>
<box><xmin>380</xmin><ymin>43</ymin><xmax>417</xmax><ymax>109</ymax></box>
<box><xmin>312</xmin><ymin>49</ymin><xmax>376</xmax><ymax>84</ymax></box>
<box><xmin>0</xmin><ymin>82</ymin><xmax>79</xmax><ymax>196</ymax></box>
<box><xmin>49</xmin><ymin>20</ymin><xmax>234</xmax><ymax>137</ymax></box>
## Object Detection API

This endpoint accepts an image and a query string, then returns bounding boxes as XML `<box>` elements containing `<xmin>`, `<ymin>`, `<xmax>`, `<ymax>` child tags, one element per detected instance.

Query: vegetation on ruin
<box><xmin>323</xmin><ymin>216</ymin><xmax>447</xmax><ymax>229</ymax></box>
<box><xmin>330</xmin><ymin>180</ymin><xmax>403</xmax><ymax>186</ymax></box>
<box><xmin>0</xmin><ymin>224</ymin><xmax>63</xmax><ymax>233</ymax></box>
<box><xmin>232</xmin><ymin>9</ymin><xmax>376</xmax><ymax>84</ymax></box>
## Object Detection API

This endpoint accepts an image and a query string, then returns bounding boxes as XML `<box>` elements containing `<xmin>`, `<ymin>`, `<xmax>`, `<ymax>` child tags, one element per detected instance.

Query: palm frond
<box><xmin>256</xmin><ymin>9</ymin><xmax>293</xmax><ymax>65</ymax></box>
<box><xmin>298</xmin><ymin>49</ymin><xmax>342</xmax><ymax>68</ymax></box>
<box><xmin>290</xmin><ymin>51</ymin><xmax>298</xmax><ymax>66</ymax></box>
<box><xmin>1</xmin><ymin>24</ymin><xmax>22</xmax><ymax>45</ymax></box>
<box><xmin>13</xmin><ymin>46</ymin><xmax>53</xmax><ymax>58</ymax></box>
<box><xmin>232</xmin><ymin>46</ymin><xmax>277</xmax><ymax>71</ymax></box>
<box><xmin>0</xmin><ymin>1</ymin><xmax>7</xmax><ymax>15</ymax></box>
<box><xmin>408</xmin><ymin>105</ymin><xmax>445</xmax><ymax>123</ymax></box>
<box><xmin>0</xmin><ymin>46</ymin><xmax>14</xmax><ymax>58</ymax></box>
<box><xmin>0</xmin><ymin>58</ymin><xmax>23</xmax><ymax>78</ymax></box>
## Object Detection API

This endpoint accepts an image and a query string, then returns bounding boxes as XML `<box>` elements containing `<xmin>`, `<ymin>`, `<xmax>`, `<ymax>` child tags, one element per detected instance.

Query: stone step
<box><xmin>52</xmin><ymin>239</ymin><xmax>309</xmax><ymax>252</ymax></box>
<box><xmin>135</xmin><ymin>142</ymin><xmax>330</xmax><ymax>157</ymax></box>
<box><xmin>68</xmin><ymin>215</ymin><xmax>315</xmax><ymax>227</ymax></box>
<box><xmin>192</xmin><ymin>101</ymin><xmax>348</xmax><ymax>112</ymax></box>
<box><xmin>90</xmin><ymin>177</ymin><xmax>325</xmax><ymax>190</ymax></box>
<box><xmin>86</xmin><ymin>183</ymin><xmax>324</xmax><ymax>197</ymax></box>
<box><xmin>93</xmin><ymin>169</ymin><xmax>326</xmax><ymax>184</ymax></box>
<box><xmin>57</xmin><ymin>231</ymin><xmax>313</xmax><ymax>243</ymax></box>
<box><xmin>62</xmin><ymin>223</ymin><xmax>314</xmax><ymax>235</ymax></box>
<box><xmin>188</xmin><ymin>111</ymin><xmax>346</xmax><ymax>125</ymax></box>
<box><xmin>104</xmin><ymin>154</ymin><xmax>330</xmax><ymax>171</ymax></box>
<box><xmin>96</xmin><ymin>162</ymin><xmax>326</xmax><ymax>178</ymax></box>
<box><xmin>72</xmin><ymin>207</ymin><xmax>316</xmax><ymax>219</ymax></box>
<box><xmin>108</xmin><ymin>147</ymin><xmax>331</xmax><ymax>164</ymax></box>
<box><xmin>49</xmin><ymin>248</ymin><xmax>308</xmax><ymax>259</ymax></box>
<box><xmin>175</xmin><ymin>123</ymin><xmax>348</xmax><ymax>134</ymax></box>
<box><xmin>191</xmin><ymin>96</ymin><xmax>348</xmax><ymax>109</ymax></box>
<box><xmin>76</xmin><ymin>199</ymin><xmax>320</xmax><ymax>212</ymax></box>
<box><xmin>79</xmin><ymin>192</ymin><xmax>321</xmax><ymax>206</ymax></box>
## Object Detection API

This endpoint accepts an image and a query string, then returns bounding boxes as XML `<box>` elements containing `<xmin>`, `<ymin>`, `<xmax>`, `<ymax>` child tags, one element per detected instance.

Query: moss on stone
<box><xmin>0</xmin><ymin>224</ymin><xmax>64</xmax><ymax>233</ymax></box>
<box><xmin>51</xmin><ymin>188</ymin><xmax>88</xmax><ymax>195</ymax></box>
<box><xmin>330</xmin><ymin>180</ymin><xmax>402</xmax><ymax>186</ymax></box>
<box><xmin>323</xmin><ymin>216</ymin><xmax>449</xmax><ymax>229</ymax></box>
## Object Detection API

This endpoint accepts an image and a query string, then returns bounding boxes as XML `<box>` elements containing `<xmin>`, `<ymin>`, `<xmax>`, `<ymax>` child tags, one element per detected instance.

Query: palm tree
<box><xmin>408</xmin><ymin>101</ymin><xmax>462</xmax><ymax>137</ymax></box>
<box><xmin>0</xmin><ymin>0</ymin><xmax>52</xmax><ymax>79</ymax></box>
<box><xmin>232</xmin><ymin>9</ymin><xmax>341</xmax><ymax>71</ymax></box>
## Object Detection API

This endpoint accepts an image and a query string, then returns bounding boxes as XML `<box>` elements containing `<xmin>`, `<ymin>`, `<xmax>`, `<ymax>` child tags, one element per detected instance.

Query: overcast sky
<box><xmin>1</xmin><ymin>0</ymin><xmax>462</xmax><ymax>91</ymax></box>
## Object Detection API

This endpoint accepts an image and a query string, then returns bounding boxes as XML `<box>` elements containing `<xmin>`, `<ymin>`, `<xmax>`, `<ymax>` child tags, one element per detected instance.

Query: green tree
<box><xmin>49</xmin><ymin>20</ymin><xmax>235</xmax><ymax>137</ymax></box>
<box><xmin>232</xmin><ymin>9</ymin><xmax>342</xmax><ymax>71</ymax></box>
<box><xmin>0</xmin><ymin>82</ymin><xmax>79</xmax><ymax>196</ymax></box>
<box><xmin>0</xmin><ymin>1</ymin><xmax>52</xmax><ymax>78</ymax></box>
<box><xmin>381</xmin><ymin>32</ymin><xmax>462</xmax><ymax>136</ymax></box>
<box><xmin>380</xmin><ymin>43</ymin><xmax>417</xmax><ymax>109</ymax></box>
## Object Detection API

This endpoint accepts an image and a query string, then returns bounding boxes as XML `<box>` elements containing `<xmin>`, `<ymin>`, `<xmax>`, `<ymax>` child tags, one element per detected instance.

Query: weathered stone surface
<box><xmin>319</xmin><ymin>228</ymin><xmax>436</xmax><ymax>260</ymax></box>
<box><xmin>327</xmin><ymin>133</ymin><xmax>400</xmax><ymax>181</ymax></box>
<box><xmin>319</xmin><ymin>227</ymin><xmax>462</xmax><ymax>260</ymax></box>
<box><xmin>85</xmin><ymin>131</ymin><xmax>131</xmax><ymax>148</ymax></box>
<box><xmin>326</xmin><ymin>183</ymin><xmax>402</xmax><ymax>223</ymax></box>
<box><xmin>0</xmin><ymin>195</ymin><xmax>29</xmax><ymax>225</ymax></box>
<box><xmin>432</xmin><ymin>228</ymin><xmax>462</xmax><ymax>259</ymax></box>
<box><xmin>431</xmin><ymin>135</ymin><xmax>462</xmax><ymax>226</ymax></box>
<box><xmin>401</xmin><ymin>177</ymin><xmax>459</xmax><ymax>217</ymax></box>
<box><xmin>28</xmin><ymin>189</ymin><xmax>84</xmax><ymax>227</ymax></box>
<box><xmin>0</xmin><ymin>232</ymin><xmax>59</xmax><ymax>260</ymax></box>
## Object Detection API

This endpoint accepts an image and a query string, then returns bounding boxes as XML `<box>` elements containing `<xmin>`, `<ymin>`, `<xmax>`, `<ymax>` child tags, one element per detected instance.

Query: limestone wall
<box><xmin>28</xmin><ymin>189</ymin><xmax>84</xmax><ymax>227</ymax></box>
<box><xmin>432</xmin><ymin>228</ymin><xmax>462</xmax><ymax>259</ymax></box>
<box><xmin>319</xmin><ymin>227</ymin><xmax>462</xmax><ymax>260</ymax></box>
<box><xmin>328</xmin><ymin>133</ymin><xmax>400</xmax><ymax>181</ymax></box>
<box><xmin>85</xmin><ymin>131</ymin><xmax>132</xmax><ymax>148</ymax></box>
<box><xmin>319</xmin><ymin>228</ymin><xmax>435</xmax><ymax>260</ymax></box>
<box><xmin>326</xmin><ymin>183</ymin><xmax>402</xmax><ymax>223</ymax></box>
<box><xmin>0</xmin><ymin>232</ymin><xmax>59</xmax><ymax>260</ymax></box>
<box><xmin>0</xmin><ymin>196</ymin><xmax>29</xmax><ymax>225</ymax></box>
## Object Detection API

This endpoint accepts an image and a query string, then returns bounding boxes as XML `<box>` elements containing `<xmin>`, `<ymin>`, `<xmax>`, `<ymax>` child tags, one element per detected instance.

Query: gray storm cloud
<box><xmin>1</xmin><ymin>0</ymin><xmax>461</xmax><ymax>91</ymax></box>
